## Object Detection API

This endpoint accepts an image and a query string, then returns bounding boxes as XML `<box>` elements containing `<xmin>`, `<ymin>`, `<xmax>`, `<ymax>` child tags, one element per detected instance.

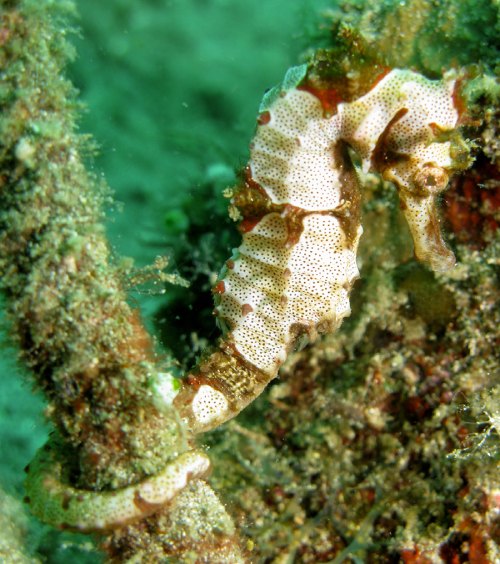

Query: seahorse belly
<box><xmin>216</xmin><ymin>212</ymin><xmax>360</xmax><ymax>376</ymax></box>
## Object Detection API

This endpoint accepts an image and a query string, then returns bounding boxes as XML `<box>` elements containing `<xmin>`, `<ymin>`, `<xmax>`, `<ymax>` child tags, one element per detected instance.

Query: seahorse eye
<box><xmin>415</xmin><ymin>165</ymin><xmax>449</xmax><ymax>194</ymax></box>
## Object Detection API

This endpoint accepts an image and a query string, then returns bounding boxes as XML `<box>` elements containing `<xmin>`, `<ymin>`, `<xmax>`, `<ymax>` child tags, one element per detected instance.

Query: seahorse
<box><xmin>173</xmin><ymin>64</ymin><xmax>469</xmax><ymax>434</ymax></box>
<box><xmin>24</xmin><ymin>64</ymin><xmax>470</xmax><ymax>533</ymax></box>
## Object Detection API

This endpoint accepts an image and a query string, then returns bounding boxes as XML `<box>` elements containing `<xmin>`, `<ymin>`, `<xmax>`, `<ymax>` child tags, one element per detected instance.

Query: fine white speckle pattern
<box><xmin>216</xmin><ymin>213</ymin><xmax>360</xmax><ymax>374</ymax></box>
<box><xmin>251</xmin><ymin>89</ymin><xmax>343</xmax><ymax>211</ymax></box>
<box><xmin>339</xmin><ymin>70</ymin><xmax>458</xmax><ymax>178</ymax></box>
<box><xmin>191</xmin><ymin>384</ymin><xmax>230</xmax><ymax>426</ymax></box>
<box><xmin>215</xmin><ymin>68</ymin><xmax>464</xmax><ymax>373</ymax></box>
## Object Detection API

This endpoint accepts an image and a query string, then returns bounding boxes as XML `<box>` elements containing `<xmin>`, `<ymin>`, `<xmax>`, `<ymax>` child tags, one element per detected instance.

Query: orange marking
<box><xmin>368</xmin><ymin>67</ymin><xmax>392</xmax><ymax>90</ymax></box>
<box><xmin>186</xmin><ymin>374</ymin><xmax>204</xmax><ymax>388</ymax></box>
<box><xmin>452</xmin><ymin>77</ymin><xmax>468</xmax><ymax>123</ymax></box>
<box><xmin>298</xmin><ymin>84</ymin><xmax>343</xmax><ymax>115</ymax></box>
<box><xmin>286</xmin><ymin>231</ymin><xmax>301</xmax><ymax>247</ymax></box>
<box><xmin>212</xmin><ymin>281</ymin><xmax>226</xmax><ymax>295</ymax></box>
<box><xmin>239</xmin><ymin>217</ymin><xmax>261</xmax><ymax>233</ymax></box>
<box><xmin>244</xmin><ymin>166</ymin><xmax>269</xmax><ymax>195</ymax></box>
<box><xmin>257</xmin><ymin>111</ymin><xmax>271</xmax><ymax>125</ymax></box>
<box><xmin>428</xmin><ymin>122</ymin><xmax>444</xmax><ymax>136</ymax></box>
<box><xmin>241</xmin><ymin>303</ymin><xmax>254</xmax><ymax>316</ymax></box>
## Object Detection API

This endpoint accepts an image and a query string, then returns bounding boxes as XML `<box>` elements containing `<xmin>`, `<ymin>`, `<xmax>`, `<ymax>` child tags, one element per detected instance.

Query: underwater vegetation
<box><xmin>0</xmin><ymin>0</ymin><xmax>498</xmax><ymax>562</ymax></box>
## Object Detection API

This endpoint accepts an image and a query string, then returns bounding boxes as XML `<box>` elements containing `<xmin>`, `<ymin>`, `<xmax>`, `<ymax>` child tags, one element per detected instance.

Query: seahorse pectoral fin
<box><xmin>398</xmin><ymin>190</ymin><xmax>455</xmax><ymax>272</ymax></box>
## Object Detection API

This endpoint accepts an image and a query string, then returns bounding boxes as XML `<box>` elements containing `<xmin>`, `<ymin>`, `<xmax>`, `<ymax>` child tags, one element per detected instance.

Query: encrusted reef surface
<box><xmin>0</xmin><ymin>0</ymin><xmax>498</xmax><ymax>562</ymax></box>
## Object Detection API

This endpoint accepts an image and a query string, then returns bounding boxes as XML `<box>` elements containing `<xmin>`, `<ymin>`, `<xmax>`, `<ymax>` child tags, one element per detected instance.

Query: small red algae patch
<box><xmin>444</xmin><ymin>156</ymin><xmax>499</xmax><ymax>246</ymax></box>
<box><xmin>400</xmin><ymin>547</ymin><xmax>433</xmax><ymax>564</ymax></box>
